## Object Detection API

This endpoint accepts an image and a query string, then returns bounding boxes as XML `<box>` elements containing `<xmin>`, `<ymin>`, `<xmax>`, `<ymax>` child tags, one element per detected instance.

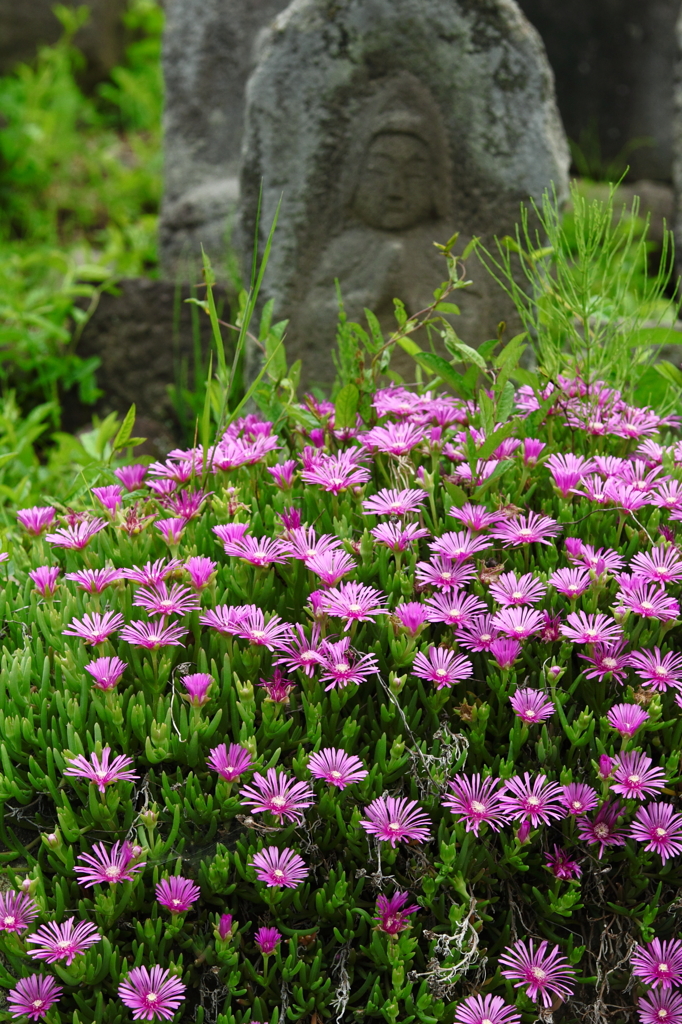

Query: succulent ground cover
<box><xmin>0</xmin><ymin>354</ymin><xmax>681</xmax><ymax>1024</ymax></box>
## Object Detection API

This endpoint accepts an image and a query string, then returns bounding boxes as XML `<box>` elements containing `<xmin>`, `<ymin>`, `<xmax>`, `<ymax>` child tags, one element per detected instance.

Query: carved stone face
<box><xmin>352</xmin><ymin>131</ymin><xmax>435</xmax><ymax>231</ymax></box>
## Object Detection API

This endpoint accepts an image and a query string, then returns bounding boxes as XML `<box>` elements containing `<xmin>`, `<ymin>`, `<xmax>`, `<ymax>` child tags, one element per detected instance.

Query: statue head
<box><xmin>341</xmin><ymin>73</ymin><xmax>451</xmax><ymax>232</ymax></box>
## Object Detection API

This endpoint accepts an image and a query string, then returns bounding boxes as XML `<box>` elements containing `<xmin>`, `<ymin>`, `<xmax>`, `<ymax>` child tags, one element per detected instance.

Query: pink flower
<box><xmin>500</xmin><ymin>773</ymin><xmax>565</xmax><ymax>826</ymax></box>
<box><xmin>156</xmin><ymin>876</ymin><xmax>201</xmax><ymax>913</ymax></box>
<box><xmin>180</xmin><ymin>673</ymin><xmax>213</xmax><ymax>707</ymax></box>
<box><xmin>447</xmin><ymin>503</ymin><xmax>505</xmax><ymax>532</ymax></box>
<box><xmin>300</xmin><ymin>450</ymin><xmax>371</xmax><ymax>493</ymax></box>
<box><xmin>492</xmin><ymin>606</ymin><xmax>544</xmax><ymax>640</ymax></box>
<box><xmin>212</xmin><ymin>523</ymin><xmax>249</xmax><ymax>545</ymax></box>
<box><xmin>612</xmin><ymin>751</ymin><xmax>666</xmax><ymax>800</ymax></box>
<box><xmin>164</xmin><ymin>489</ymin><xmax>208</xmax><ymax>521</ymax></box>
<box><xmin>222</xmin><ymin>535</ymin><xmax>292</xmax><ymax>566</ymax></box>
<box><xmin>63</xmin><ymin>748</ymin><xmax>138</xmax><ymax>793</ymax></box>
<box><xmin>489</xmin><ymin>571</ymin><xmax>546</xmax><ymax>606</ymax></box>
<box><xmin>274</xmin><ymin>624</ymin><xmax>326</xmax><ymax>676</ymax></box>
<box><xmin>637</xmin><ymin>989</ymin><xmax>682</xmax><ymax>1024</ymax></box>
<box><xmin>119</xmin><ymin>619</ymin><xmax>187</xmax><ymax>649</ymax></box>
<box><xmin>371</xmin><ymin>522</ymin><xmax>430</xmax><ymax>551</ymax></box>
<box><xmin>0</xmin><ymin>891</ymin><xmax>39</xmax><ymax>933</ymax></box>
<box><xmin>632</xmin><ymin>939</ymin><xmax>682</xmax><ymax>990</ymax></box>
<box><xmin>393</xmin><ymin>602</ymin><xmax>430</xmax><ymax>635</ymax></box>
<box><xmin>360</xmin><ymin>795</ymin><xmax>432</xmax><ymax>846</ymax></box>
<box><xmin>45</xmin><ymin>518</ymin><xmax>107</xmax><ymax>549</ymax></box>
<box><xmin>74</xmin><ymin>840</ymin><xmax>146</xmax><ymax>887</ymax></box>
<box><xmin>63</xmin><ymin>610</ymin><xmax>124</xmax><ymax>645</ymax></box>
<box><xmin>251</xmin><ymin>847</ymin><xmax>308</xmax><ymax>888</ymax></box>
<box><xmin>122</xmin><ymin>559</ymin><xmax>183</xmax><ymax>586</ymax></box>
<box><xmin>374</xmin><ymin>891</ymin><xmax>420</xmax><ymax>935</ymax></box>
<box><xmin>361</xmin><ymin>421</ymin><xmax>427</xmax><ymax>455</ymax></box>
<box><xmin>306</xmin><ymin>548</ymin><xmax>357</xmax><ymax>586</ymax></box>
<box><xmin>579</xmin><ymin>641</ymin><xmax>630</xmax><ymax>683</ymax></box>
<box><xmin>522</xmin><ymin>438</ymin><xmax>546</xmax><ymax>466</ymax></box>
<box><xmin>8</xmin><ymin>975</ymin><xmax>63</xmax><ymax>1021</ymax></box>
<box><xmin>92</xmin><ymin>485</ymin><xmax>123</xmax><ymax>515</ymax></box>
<box><xmin>118</xmin><ymin>965</ymin><xmax>186</xmax><ymax>1021</ymax></box>
<box><xmin>424</xmin><ymin>590</ymin><xmax>486</xmax><ymax>628</ymax></box>
<box><xmin>258</xmin><ymin>668</ymin><xmax>295</xmax><ymax>704</ymax></box>
<box><xmin>279</xmin><ymin>507</ymin><xmax>301</xmax><ymax>529</ymax></box>
<box><xmin>206</xmin><ymin>743</ymin><xmax>253</xmax><ymax>782</ymax></box>
<box><xmin>415</xmin><ymin>556</ymin><xmax>475</xmax><ymax>590</ymax></box>
<box><xmin>133</xmin><ymin>582</ymin><xmax>201</xmax><ymax>617</ymax></box>
<box><xmin>509</xmin><ymin>688</ymin><xmax>554</xmax><ymax>724</ymax></box>
<box><xmin>453</xmin><ymin>994</ymin><xmax>521</xmax><ymax>1024</ymax></box>
<box><xmin>615</xmin><ymin>582</ymin><xmax>680</xmax><ymax>622</ymax></box>
<box><xmin>362</xmin><ymin>487</ymin><xmax>428</xmax><ymax>516</ymax></box>
<box><xmin>239</xmin><ymin>768</ymin><xmax>315</xmax><ymax>823</ymax></box>
<box><xmin>576</xmin><ymin>801</ymin><xmax>626</xmax><ymax>858</ymax></box>
<box><xmin>491</xmin><ymin>511</ymin><xmax>561</xmax><ymax>547</ymax></box>
<box><xmin>546</xmin><ymin>452</ymin><xmax>594</xmax><ymax>496</ymax></box>
<box><xmin>631</xmin><ymin>546</ymin><xmax>682</xmax><ymax>584</ymax></box>
<box><xmin>549</xmin><ymin>566</ymin><xmax>591</xmax><ymax>599</ymax></box>
<box><xmin>29</xmin><ymin>565</ymin><xmax>61</xmax><ymax>598</ymax></box>
<box><xmin>85</xmin><ymin>656</ymin><xmax>127</xmax><ymax>691</ymax></box>
<box><xmin>607</xmin><ymin>703</ymin><xmax>649</xmax><ymax>737</ymax></box>
<box><xmin>216</xmin><ymin>913</ymin><xmax>233</xmax><ymax>940</ymax></box>
<box><xmin>65</xmin><ymin>568</ymin><xmax>125</xmax><ymax>594</ymax></box>
<box><xmin>498</xmin><ymin>938</ymin><xmax>575</xmax><ymax>1007</ymax></box>
<box><xmin>629</xmin><ymin>804</ymin><xmax>682</xmax><ymax>863</ymax></box>
<box><xmin>560</xmin><ymin>783</ymin><xmax>598</xmax><ymax>816</ymax></box>
<box><xmin>629</xmin><ymin>648</ymin><xmax>682</xmax><ymax>691</ymax></box>
<box><xmin>429</xmin><ymin>530</ymin><xmax>491</xmax><ymax>562</ymax></box>
<box><xmin>321</xmin><ymin>581</ymin><xmax>389</xmax><ymax>629</ymax></box>
<box><xmin>235</xmin><ymin>607</ymin><xmax>293</xmax><ymax>650</ymax></box>
<box><xmin>442</xmin><ymin>774</ymin><xmax>506</xmax><ymax>835</ymax></box>
<box><xmin>456</xmin><ymin>614</ymin><xmax>500</xmax><ymax>652</ymax></box>
<box><xmin>545</xmin><ymin>845</ymin><xmax>582</xmax><ymax>880</ymax></box>
<box><xmin>568</xmin><ymin>541</ymin><xmax>624</xmax><ymax>575</ymax></box>
<box><xmin>199</xmin><ymin>604</ymin><xmax>250</xmax><ymax>636</ymax></box>
<box><xmin>16</xmin><ymin>505</ymin><xmax>56</xmax><ymax>535</ymax></box>
<box><xmin>489</xmin><ymin>637</ymin><xmax>522</xmax><ymax>669</ymax></box>
<box><xmin>254</xmin><ymin>926</ymin><xmax>281</xmax><ymax>954</ymax></box>
<box><xmin>412</xmin><ymin>647</ymin><xmax>473</xmax><ymax>689</ymax></box>
<box><xmin>267</xmin><ymin>460</ymin><xmax>297</xmax><ymax>488</ymax></box>
<box><xmin>26</xmin><ymin>917</ymin><xmax>100</xmax><ymax>965</ymax></box>
<box><xmin>598</xmin><ymin>755</ymin><xmax>615</xmax><ymax>781</ymax></box>
<box><xmin>318</xmin><ymin>638</ymin><xmax>379</xmax><ymax>690</ymax></box>
<box><xmin>154</xmin><ymin>517</ymin><xmax>185</xmax><ymax>545</ymax></box>
<box><xmin>185</xmin><ymin>556</ymin><xmax>217</xmax><ymax>589</ymax></box>
<box><xmin>560</xmin><ymin>611</ymin><xmax>623</xmax><ymax>645</ymax></box>
<box><xmin>308</xmin><ymin>748</ymin><xmax>368</xmax><ymax>789</ymax></box>
<box><xmin>114</xmin><ymin>464</ymin><xmax>147</xmax><ymax>490</ymax></box>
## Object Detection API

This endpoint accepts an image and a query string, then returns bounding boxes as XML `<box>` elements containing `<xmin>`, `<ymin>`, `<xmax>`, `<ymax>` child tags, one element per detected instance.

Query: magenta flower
<box><xmin>393</xmin><ymin>602</ymin><xmax>430</xmax><ymax>636</ymax></box>
<box><xmin>236</xmin><ymin>607</ymin><xmax>293</xmax><ymax>649</ymax></box>
<box><xmin>118</xmin><ymin>965</ymin><xmax>186</xmax><ymax>1021</ymax></box>
<box><xmin>223</xmin><ymin>535</ymin><xmax>291</xmax><ymax>566</ymax></box>
<box><xmin>185</xmin><ymin>556</ymin><xmax>217</xmax><ymax>589</ymax></box>
<box><xmin>415</xmin><ymin>556</ymin><xmax>475</xmax><ymax>591</ymax></box>
<box><xmin>631</xmin><ymin>546</ymin><xmax>682</xmax><ymax>584</ymax></box>
<box><xmin>154</xmin><ymin>517</ymin><xmax>185</xmax><ymax>545</ymax></box>
<box><xmin>560</xmin><ymin>783</ymin><xmax>598</xmax><ymax>816</ymax></box>
<box><xmin>164</xmin><ymin>489</ymin><xmax>208</xmax><ymax>521</ymax></box>
<box><xmin>133</xmin><ymin>582</ymin><xmax>201</xmax><ymax>617</ymax></box>
<box><xmin>371</xmin><ymin>521</ymin><xmax>430</xmax><ymax>552</ymax></box>
<box><xmin>629</xmin><ymin>649</ymin><xmax>682</xmax><ymax>691</ymax></box>
<box><xmin>361</xmin><ymin>421</ymin><xmax>427</xmax><ymax>455</ymax></box>
<box><xmin>240</xmin><ymin>768</ymin><xmax>315</xmax><ymax>823</ymax></box>
<box><xmin>456</xmin><ymin>614</ymin><xmax>500</xmax><ymax>652</ymax></box>
<box><xmin>360</xmin><ymin>795</ymin><xmax>432</xmax><ymax>847</ymax></box>
<box><xmin>85</xmin><ymin>656</ymin><xmax>127</xmax><ymax>691</ymax></box>
<box><xmin>545</xmin><ymin>845</ymin><xmax>582</xmax><ymax>880</ymax></box>
<box><xmin>447</xmin><ymin>503</ymin><xmax>505</xmax><ymax>532</ymax></box>
<box><xmin>64</xmin><ymin>568</ymin><xmax>125</xmax><ymax>594</ymax></box>
<box><xmin>598</xmin><ymin>755</ymin><xmax>615</xmax><ymax>781</ymax></box>
<box><xmin>180</xmin><ymin>673</ymin><xmax>213</xmax><ymax>707</ymax></box>
<box><xmin>251</xmin><ymin>847</ymin><xmax>308</xmax><ymax>888</ymax></box>
<box><xmin>287</xmin><ymin>526</ymin><xmax>343</xmax><ymax>562</ymax></box>
<box><xmin>549</xmin><ymin>566</ymin><xmax>591</xmax><ymax>599</ymax></box>
<box><xmin>442</xmin><ymin>774</ymin><xmax>507</xmax><ymax>835</ymax></box>
<box><xmin>576</xmin><ymin>801</ymin><xmax>626</xmax><ymax>858</ymax></box>
<box><xmin>498</xmin><ymin>938</ymin><xmax>575</xmax><ymax>1007</ymax></box>
<box><xmin>274</xmin><ymin>624</ymin><xmax>326</xmax><ymax>676</ymax></box>
<box><xmin>430</xmin><ymin>529</ymin><xmax>491</xmax><ymax>562</ymax></box>
<box><xmin>569</xmin><ymin>541</ymin><xmax>624</xmax><ymax>575</ymax></box>
<box><xmin>254</xmin><ymin>926</ymin><xmax>281</xmax><ymax>954</ymax></box>
<box><xmin>546</xmin><ymin>452</ymin><xmax>594</xmax><ymax>496</ymax></box>
<box><xmin>17</xmin><ymin>505</ymin><xmax>55</xmax><ymax>535</ymax></box>
<box><xmin>629</xmin><ymin>804</ymin><xmax>682</xmax><ymax>863</ymax></box>
<box><xmin>300</xmin><ymin>450</ymin><xmax>371</xmax><ymax>493</ymax></box>
<box><xmin>0</xmin><ymin>891</ymin><xmax>39</xmax><ymax>933</ymax></box>
<box><xmin>63</xmin><ymin>748</ymin><xmax>138</xmax><ymax>793</ymax></box>
<box><xmin>63</xmin><ymin>610</ymin><xmax>124</xmax><ymax>645</ymax></box>
<box><xmin>318</xmin><ymin>639</ymin><xmax>379</xmax><ymax>690</ymax></box>
<box><xmin>500</xmin><ymin>773</ymin><xmax>565</xmax><ymax>826</ymax></box>
<box><xmin>510</xmin><ymin>688</ymin><xmax>554</xmax><ymax>724</ymax></box>
<box><xmin>29</xmin><ymin>566</ymin><xmax>61</xmax><ymax>598</ymax></box>
<box><xmin>580</xmin><ymin>641</ymin><xmax>631</xmax><ymax>683</ymax></box>
<box><xmin>491</xmin><ymin>511</ymin><xmax>562</xmax><ymax>547</ymax></box>
<box><xmin>148</xmin><ymin>478</ymin><xmax>177</xmax><ymax>496</ymax></box>
<box><xmin>638</xmin><ymin>989</ymin><xmax>682</xmax><ymax>1024</ymax></box>
<box><xmin>607</xmin><ymin>703</ymin><xmax>649</xmax><ymax>737</ymax></box>
<box><xmin>92</xmin><ymin>484</ymin><xmax>123</xmax><ymax>515</ymax></box>
<box><xmin>114</xmin><ymin>464</ymin><xmax>147</xmax><ymax>490</ymax></box>
<box><xmin>308</xmin><ymin>749</ymin><xmax>368</xmax><ymax>789</ymax></box>
<box><xmin>268</xmin><ymin>460</ymin><xmax>297</xmax><ymax>488</ymax></box>
<box><xmin>321</xmin><ymin>581</ymin><xmax>389</xmax><ymax>629</ymax></box>
<box><xmin>122</xmin><ymin>558</ymin><xmax>183</xmax><ymax>586</ymax></box>
<box><xmin>615</xmin><ymin>582</ymin><xmax>680</xmax><ymax>622</ymax></box>
<box><xmin>453</xmin><ymin>994</ymin><xmax>521</xmax><ymax>1024</ymax></box>
<box><xmin>45</xmin><ymin>518</ymin><xmax>107</xmax><ymax>549</ymax></box>
<box><xmin>156</xmin><ymin>876</ymin><xmax>201</xmax><ymax>914</ymax></box>
<box><xmin>424</xmin><ymin>590</ymin><xmax>487</xmax><ymax>628</ymax></box>
<box><xmin>374</xmin><ymin>891</ymin><xmax>420</xmax><ymax>935</ymax></box>
<box><xmin>74</xmin><ymin>841</ymin><xmax>146</xmax><ymax>887</ymax></box>
<box><xmin>212</xmin><ymin>523</ymin><xmax>250</xmax><ymax>546</ymax></box>
<box><xmin>259</xmin><ymin>668</ymin><xmax>295</xmax><ymax>703</ymax></box>
<box><xmin>216</xmin><ymin>913</ymin><xmax>233</xmax><ymax>940</ymax></box>
<box><xmin>306</xmin><ymin>548</ymin><xmax>357</xmax><ymax>587</ymax></box>
<box><xmin>632</xmin><ymin>938</ymin><xmax>682</xmax><ymax>989</ymax></box>
<box><xmin>492</xmin><ymin>606</ymin><xmax>544</xmax><ymax>640</ymax></box>
<box><xmin>489</xmin><ymin>572</ymin><xmax>546</xmax><ymax>607</ymax></box>
<box><xmin>199</xmin><ymin>604</ymin><xmax>250</xmax><ymax>636</ymax></box>
<box><xmin>8</xmin><ymin>974</ymin><xmax>62</xmax><ymax>1021</ymax></box>
<box><xmin>412</xmin><ymin>647</ymin><xmax>473</xmax><ymax>689</ymax></box>
<box><xmin>489</xmin><ymin>637</ymin><xmax>522</xmax><ymax>669</ymax></box>
<box><xmin>120</xmin><ymin>619</ymin><xmax>187</xmax><ymax>649</ymax></box>
<box><xmin>207</xmin><ymin>743</ymin><xmax>253</xmax><ymax>782</ymax></box>
<box><xmin>26</xmin><ymin>917</ymin><xmax>100</xmax><ymax>965</ymax></box>
<box><xmin>612</xmin><ymin>751</ymin><xmax>666</xmax><ymax>800</ymax></box>
<box><xmin>560</xmin><ymin>611</ymin><xmax>623</xmax><ymax>645</ymax></box>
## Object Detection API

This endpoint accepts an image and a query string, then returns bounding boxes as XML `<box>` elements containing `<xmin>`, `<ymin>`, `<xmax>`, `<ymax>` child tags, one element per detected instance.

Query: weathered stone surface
<box><xmin>159</xmin><ymin>0</ymin><xmax>289</xmax><ymax>277</ymax></box>
<box><xmin>238</xmin><ymin>0</ymin><xmax>570</xmax><ymax>389</ymax></box>
<box><xmin>0</xmin><ymin>0</ymin><xmax>127</xmax><ymax>88</ymax></box>
<box><xmin>517</xmin><ymin>0</ymin><xmax>679</xmax><ymax>183</ymax></box>
<box><xmin>66</xmin><ymin>278</ymin><xmax>230</xmax><ymax>448</ymax></box>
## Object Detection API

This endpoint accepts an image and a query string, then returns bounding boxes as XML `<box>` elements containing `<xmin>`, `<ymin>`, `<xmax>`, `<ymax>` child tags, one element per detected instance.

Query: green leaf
<box><xmin>393</xmin><ymin>298</ymin><xmax>408</xmax><ymax>328</ymax></box>
<box><xmin>494</xmin><ymin>332</ymin><xmax>527</xmax><ymax>368</ymax></box>
<box><xmin>509</xmin><ymin>366</ymin><xmax>539</xmax><ymax>388</ymax></box>
<box><xmin>478</xmin><ymin>339</ymin><xmax>498</xmax><ymax>361</ymax></box>
<box><xmin>479</xmin><ymin>392</ymin><xmax>495</xmax><ymax>436</ymax></box>
<box><xmin>334</xmin><ymin>384</ymin><xmax>359</xmax><ymax>430</ymax></box>
<box><xmin>441</xmin><ymin>326</ymin><xmax>487</xmax><ymax>369</ymax></box>
<box><xmin>477</xmin><ymin>421</ymin><xmax>517</xmax><ymax>460</ymax></box>
<box><xmin>121</xmin><ymin>437</ymin><xmax>146</xmax><ymax>448</ymax></box>
<box><xmin>434</xmin><ymin>302</ymin><xmax>461</xmax><ymax>315</ymax></box>
<box><xmin>655</xmin><ymin>361</ymin><xmax>682</xmax><ymax>389</ymax></box>
<box><xmin>364</xmin><ymin>309</ymin><xmax>385</xmax><ymax>353</ymax></box>
<box><xmin>265</xmin><ymin>324</ymin><xmax>288</xmax><ymax>382</ymax></box>
<box><xmin>0</xmin><ymin>451</ymin><xmax>17</xmax><ymax>470</ymax></box>
<box><xmin>473</xmin><ymin>459</ymin><xmax>513</xmax><ymax>498</ymax></box>
<box><xmin>496</xmin><ymin>380</ymin><xmax>516</xmax><ymax>424</ymax></box>
<box><xmin>112</xmin><ymin>405</ymin><xmax>136</xmax><ymax>451</ymax></box>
